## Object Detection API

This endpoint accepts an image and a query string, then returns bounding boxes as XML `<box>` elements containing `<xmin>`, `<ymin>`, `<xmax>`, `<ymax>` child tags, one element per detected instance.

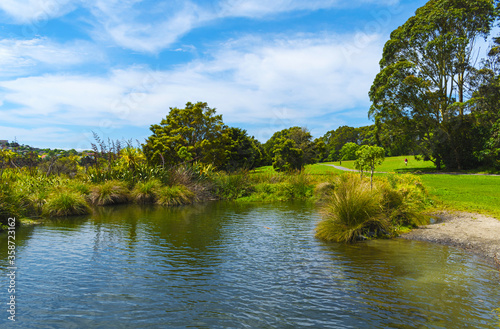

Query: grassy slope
<box><xmin>325</xmin><ymin>155</ymin><xmax>436</xmax><ymax>173</ymax></box>
<box><xmin>420</xmin><ymin>174</ymin><xmax>500</xmax><ymax>218</ymax></box>
<box><xmin>254</xmin><ymin>161</ymin><xmax>500</xmax><ymax>219</ymax></box>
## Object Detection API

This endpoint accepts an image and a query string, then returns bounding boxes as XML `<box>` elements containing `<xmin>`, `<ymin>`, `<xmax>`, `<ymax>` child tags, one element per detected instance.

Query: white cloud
<box><xmin>86</xmin><ymin>0</ymin><xmax>211</xmax><ymax>53</ymax></box>
<box><xmin>83</xmin><ymin>0</ymin><xmax>400</xmax><ymax>53</ymax></box>
<box><xmin>0</xmin><ymin>32</ymin><xmax>382</xmax><ymax>140</ymax></box>
<box><xmin>0</xmin><ymin>38</ymin><xmax>104</xmax><ymax>77</ymax></box>
<box><xmin>0</xmin><ymin>0</ymin><xmax>75</xmax><ymax>23</ymax></box>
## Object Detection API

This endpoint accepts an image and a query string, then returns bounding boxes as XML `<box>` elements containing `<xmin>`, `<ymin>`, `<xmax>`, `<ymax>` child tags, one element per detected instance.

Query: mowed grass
<box><xmin>326</xmin><ymin>155</ymin><xmax>436</xmax><ymax>173</ymax></box>
<box><xmin>420</xmin><ymin>174</ymin><xmax>500</xmax><ymax>218</ymax></box>
<box><xmin>253</xmin><ymin>161</ymin><xmax>500</xmax><ymax>219</ymax></box>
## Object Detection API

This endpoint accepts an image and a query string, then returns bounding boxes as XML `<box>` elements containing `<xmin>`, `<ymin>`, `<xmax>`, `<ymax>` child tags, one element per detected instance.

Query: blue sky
<box><xmin>0</xmin><ymin>0</ymin><xmax>430</xmax><ymax>150</ymax></box>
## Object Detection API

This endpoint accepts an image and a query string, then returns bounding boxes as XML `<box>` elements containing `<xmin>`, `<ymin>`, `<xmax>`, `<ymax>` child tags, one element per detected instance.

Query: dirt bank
<box><xmin>401</xmin><ymin>211</ymin><xmax>500</xmax><ymax>265</ymax></box>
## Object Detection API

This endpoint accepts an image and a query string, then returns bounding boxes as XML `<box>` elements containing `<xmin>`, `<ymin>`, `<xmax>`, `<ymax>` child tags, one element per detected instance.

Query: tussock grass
<box><xmin>132</xmin><ymin>179</ymin><xmax>162</xmax><ymax>204</ymax></box>
<box><xmin>43</xmin><ymin>189</ymin><xmax>91</xmax><ymax>217</ymax></box>
<box><xmin>89</xmin><ymin>180</ymin><xmax>130</xmax><ymax>206</ymax></box>
<box><xmin>156</xmin><ymin>185</ymin><xmax>195</xmax><ymax>206</ymax></box>
<box><xmin>316</xmin><ymin>174</ymin><xmax>389</xmax><ymax>243</ymax></box>
<box><xmin>315</xmin><ymin>173</ymin><xmax>429</xmax><ymax>243</ymax></box>
<box><xmin>213</xmin><ymin>171</ymin><xmax>253</xmax><ymax>199</ymax></box>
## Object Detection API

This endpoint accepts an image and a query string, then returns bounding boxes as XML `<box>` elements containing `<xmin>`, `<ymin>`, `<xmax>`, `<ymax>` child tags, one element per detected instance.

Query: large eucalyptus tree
<box><xmin>369</xmin><ymin>0</ymin><xmax>497</xmax><ymax>170</ymax></box>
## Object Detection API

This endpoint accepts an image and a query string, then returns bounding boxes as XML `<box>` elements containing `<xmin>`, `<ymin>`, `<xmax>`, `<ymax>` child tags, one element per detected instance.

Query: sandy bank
<box><xmin>401</xmin><ymin>211</ymin><xmax>500</xmax><ymax>265</ymax></box>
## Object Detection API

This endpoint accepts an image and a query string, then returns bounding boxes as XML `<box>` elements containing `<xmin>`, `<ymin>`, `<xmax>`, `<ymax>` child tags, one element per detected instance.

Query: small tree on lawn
<box><xmin>354</xmin><ymin>145</ymin><xmax>385</xmax><ymax>189</ymax></box>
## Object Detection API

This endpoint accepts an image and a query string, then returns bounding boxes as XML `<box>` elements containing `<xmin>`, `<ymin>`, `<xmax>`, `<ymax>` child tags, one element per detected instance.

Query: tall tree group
<box><xmin>369</xmin><ymin>0</ymin><xmax>500</xmax><ymax>170</ymax></box>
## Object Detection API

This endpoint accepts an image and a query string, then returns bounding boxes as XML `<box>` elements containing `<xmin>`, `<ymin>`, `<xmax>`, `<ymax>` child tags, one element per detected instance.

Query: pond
<box><xmin>1</xmin><ymin>202</ymin><xmax>499</xmax><ymax>328</ymax></box>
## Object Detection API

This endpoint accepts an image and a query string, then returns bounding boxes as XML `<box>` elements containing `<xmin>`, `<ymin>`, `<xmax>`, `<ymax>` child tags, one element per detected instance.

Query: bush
<box><xmin>316</xmin><ymin>174</ymin><xmax>389</xmax><ymax>243</ymax></box>
<box><xmin>89</xmin><ymin>180</ymin><xmax>130</xmax><ymax>206</ymax></box>
<box><xmin>156</xmin><ymin>185</ymin><xmax>195</xmax><ymax>206</ymax></box>
<box><xmin>213</xmin><ymin>171</ymin><xmax>253</xmax><ymax>200</ymax></box>
<box><xmin>43</xmin><ymin>189</ymin><xmax>91</xmax><ymax>217</ymax></box>
<box><xmin>315</xmin><ymin>173</ymin><xmax>430</xmax><ymax>243</ymax></box>
<box><xmin>132</xmin><ymin>179</ymin><xmax>162</xmax><ymax>204</ymax></box>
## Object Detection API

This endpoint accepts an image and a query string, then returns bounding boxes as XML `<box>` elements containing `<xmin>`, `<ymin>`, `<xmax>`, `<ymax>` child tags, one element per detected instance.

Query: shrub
<box><xmin>316</xmin><ymin>174</ymin><xmax>389</xmax><ymax>243</ymax></box>
<box><xmin>89</xmin><ymin>180</ymin><xmax>129</xmax><ymax>206</ymax></box>
<box><xmin>156</xmin><ymin>185</ymin><xmax>195</xmax><ymax>206</ymax></box>
<box><xmin>132</xmin><ymin>179</ymin><xmax>162</xmax><ymax>204</ymax></box>
<box><xmin>43</xmin><ymin>189</ymin><xmax>91</xmax><ymax>217</ymax></box>
<box><xmin>213</xmin><ymin>171</ymin><xmax>254</xmax><ymax>200</ymax></box>
<box><xmin>314</xmin><ymin>182</ymin><xmax>336</xmax><ymax>202</ymax></box>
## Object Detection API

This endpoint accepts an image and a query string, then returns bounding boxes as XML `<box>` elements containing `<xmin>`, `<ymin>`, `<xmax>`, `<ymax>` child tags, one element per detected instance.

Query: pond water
<box><xmin>1</xmin><ymin>202</ymin><xmax>499</xmax><ymax>328</ymax></box>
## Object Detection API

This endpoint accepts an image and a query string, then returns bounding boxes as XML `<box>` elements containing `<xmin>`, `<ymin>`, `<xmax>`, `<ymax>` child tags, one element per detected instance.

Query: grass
<box><xmin>132</xmin><ymin>179</ymin><xmax>162</xmax><ymax>204</ymax></box>
<box><xmin>420</xmin><ymin>174</ymin><xmax>500</xmax><ymax>218</ymax></box>
<box><xmin>315</xmin><ymin>173</ymin><xmax>430</xmax><ymax>243</ymax></box>
<box><xmin>43</xmin><ymin>189</ymin><xmax>91</xmax><ymax>217</ymax></box>
<box><xmin>315</xmin><ymin>174</ymin><xmax>389</xmax><ymax>243</ymax></box>
<box><xmin>326</xmin><ymin>155</ymin><xmax>437</xmax><ymax>173</ymax></box>
<box><xmin>156</xmin><ymin>185</ymin><xmax>195</xmax><ymax>206</ymax></box>
<box><xmin>89</xmin><ymin>180</ymin><xmax>130</xmax><ymax>206</ymax></box>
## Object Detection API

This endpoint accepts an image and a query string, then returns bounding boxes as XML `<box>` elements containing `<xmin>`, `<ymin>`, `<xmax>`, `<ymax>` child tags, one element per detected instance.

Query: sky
<box><xmin>0</xmin><ymin>0</ymin><xmax>432</xmax><ymax>150</ymax></box>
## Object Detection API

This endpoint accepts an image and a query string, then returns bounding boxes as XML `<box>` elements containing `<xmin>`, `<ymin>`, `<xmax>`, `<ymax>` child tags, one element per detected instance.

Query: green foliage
<box><xmin>316</xmin><ymin>174</ymin><xmax>389</xmax><ymax>243</ymax></box>
<box><xmin>156</xmin><ymin>185</ymin><xmax>195</xmax><ymax>206</ymax></box>
<box><xmin>221</xmin><ymin>127</ymin><xmax>263</xmax><ymax>172</ymax></box>
<box><xmin>42</xmin><ymin>189</ymin><xmax>91</xmax><ymax>217</ymax></box>
<box><xmin>339</xmin><ymin>142</ymin><xmax>360</xmax><ymax>161</ymax></box>
<box><xmin>132</xmin><ymin>179</ymin><xmax>162</xmax><ymax>204</ymax></box>
<box><xmin>265</xmin><ymin>126</ymin><xmax>317</xmax><ymax>171</ymax></box>
<box><xmin>321</xmin><ymin>125</ymin><xmax>376</xmax><ymax>162</ymax></box>
<box><xmin>143</xmin><ymin>102</ymin><xmax>228</xmax><ymax>168</ymax></box>
<box><xmin>272</xmin><ymin>138</ymin><xmax>304</xmax><ymax>172</ymax></box>
<box><xmin>315</xmin><ymin>173</ymin><xmax>430</xmax><ymax>243</ymax></box>
<box><xmin>369</xmin><ymin>0</ymin><xmax>497</xmax><ymax>170</ymax></box>
<box><xmin>213</xmin><ymin>171</ymin><xmax>254</xmax><ymax>200</ymax></box>
<box><xmin>354</xmin><ymin>145</ymin><xmax>385</xmax><ymax>188</ymax></box>
<box><xmin>89</xmin><ymin>180</ymin><xmax>130</xmax><ymax>206</ymax></box>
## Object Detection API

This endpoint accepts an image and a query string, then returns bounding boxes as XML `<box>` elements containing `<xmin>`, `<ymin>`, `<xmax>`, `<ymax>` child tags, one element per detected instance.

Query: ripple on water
<box><xmin>1</xmin><ymin>203</ymin><xmax>499</xmax><ymax>328</ymax></box>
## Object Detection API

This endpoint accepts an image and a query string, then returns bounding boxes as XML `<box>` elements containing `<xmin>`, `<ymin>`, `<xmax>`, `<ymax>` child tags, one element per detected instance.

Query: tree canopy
<box><xmin>143</xmin><ymin>102</ymin><xmax>228</xmax><ymax>168</ymax></box>
<box><xmin>369</xmin><ymin>0</ymin><xmax>498</xmax><ymax>170</ymax></box>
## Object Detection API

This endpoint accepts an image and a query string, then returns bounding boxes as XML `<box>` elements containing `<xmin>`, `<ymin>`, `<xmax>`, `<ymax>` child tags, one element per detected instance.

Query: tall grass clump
<box><xmin>156</xmin><ymin>185</ymin><xmax>195</xmax><ymax>206</ymax></box>
<box><xmin>42</xmin><ymin>188</ymin><xmax>91</xmax><ymax>217</ymax></box>
<box><xmin>316</xmin><ymin>174</ymin><xmax>389</xmax><ymax>243</ymax></box>
<box><xmin>89</xmin><ymin>180</ymin><xmax>130</xmax><ymax>206</ymax></box>
<box><xmin>316</xmin><ymin>173</ymin><xmax>430</xmax><ymax>243</ymax></box>
<box><xmin>132</xmin><ymin>179</ymin><xmax>162</xmax><ymax>204</ymax></box>
<box><xmin>213</xmin><ymin>171</ymin><xmax>254</xmax><ymax>200</ymax></box>
<box><xmin>0</xmin><ymin>181</ymin><xmax>31</xmax><ymax>229</ymax></box>
<box><xmin>378</xmin><ymin>174</ymin><xmax>430</xmax><ymax>229</ymax></box>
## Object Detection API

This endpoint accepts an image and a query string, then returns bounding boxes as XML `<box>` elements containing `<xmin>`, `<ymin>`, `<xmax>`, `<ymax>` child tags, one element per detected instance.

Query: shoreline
<box><xmin>401</xmin><ymin>211</ymin><xmax>500</xmax><ymax>266</ymax></box>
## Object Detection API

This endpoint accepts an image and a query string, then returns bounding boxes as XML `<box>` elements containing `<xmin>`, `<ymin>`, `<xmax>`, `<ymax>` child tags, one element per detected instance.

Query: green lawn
<box><xmin>253</xmin><ymin>160</ymin><xmax>500</xmax><ymax>219</ymax></box>
<box><xmin>325</xmin><ymin>155</ymin><xmax>437</xmax><ymax>173</ymax></box>
<box><xmin>420</xmin><ymin>174</ymin><xmax>500</xmax><ymax>218</ymax></box>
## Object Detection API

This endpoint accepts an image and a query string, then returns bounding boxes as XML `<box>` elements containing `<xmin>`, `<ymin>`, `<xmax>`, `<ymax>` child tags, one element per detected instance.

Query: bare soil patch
<box><xmin>401</xmin><ymin>211</ymin><xmax>500</xmax><ymax>265</ymax></box>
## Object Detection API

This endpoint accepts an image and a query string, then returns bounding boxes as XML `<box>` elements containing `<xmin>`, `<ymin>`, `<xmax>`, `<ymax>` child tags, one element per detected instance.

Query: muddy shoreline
<box><xmin>401</xmin><ymin>211</ymin><xmax>500</xmax><ymax>267</ymax></box>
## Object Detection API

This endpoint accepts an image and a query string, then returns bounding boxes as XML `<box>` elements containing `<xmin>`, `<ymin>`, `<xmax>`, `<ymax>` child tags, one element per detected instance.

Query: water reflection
<box><xmin>0</xmin><ymin>202</ymin><xmax>499</xmax><ymax>328</ymax></box>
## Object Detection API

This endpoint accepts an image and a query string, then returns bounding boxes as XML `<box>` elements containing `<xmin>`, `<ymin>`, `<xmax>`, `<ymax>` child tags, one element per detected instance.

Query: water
<box><xmin>1</xmin><ymin>202</ymin><xmax>499</xmax><ymax>328</ymax></box>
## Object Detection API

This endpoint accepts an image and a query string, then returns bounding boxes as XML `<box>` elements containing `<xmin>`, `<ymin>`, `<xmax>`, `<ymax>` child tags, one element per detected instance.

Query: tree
<box><xmin>221</xmin><ymin>127</ymin><xmax>262</xmax><ymax>172</ymax></box>
<box><xmin>339</xmin><ymin>142</ymin><xmax>360</xmax><ymax>161</ymax></box>
<box><xmin>354</xmin><ymin>145</ymin><xmax>385</xmax><ymax>189</ymax></box>
<box><xmin>264</xmin><ymin>127</ymin><xmax>317</xmax><ymax>171</ymax></box>
<box><xmin>322</xmin><ymin>126</ymin><xmax>358</xmax><ymax>161</ymax></box>
<box><xmin>143</xmin><ymin>102</ymin><xmax>228</xmax><ymax>168</ymax></box>
<box><xmin>272</xmin><ymin>138</ymin><xmax>304</xmax><ymax>172</ymax></box>
<box><xmin>369</xmin><ymin>0</ymin><xmax>497</xmax><ymax>170</ymax></box>
<box><xmin>471</xmin><ymin>37</ymin><xmax>500</xmax><ymax>168</ymax></box>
